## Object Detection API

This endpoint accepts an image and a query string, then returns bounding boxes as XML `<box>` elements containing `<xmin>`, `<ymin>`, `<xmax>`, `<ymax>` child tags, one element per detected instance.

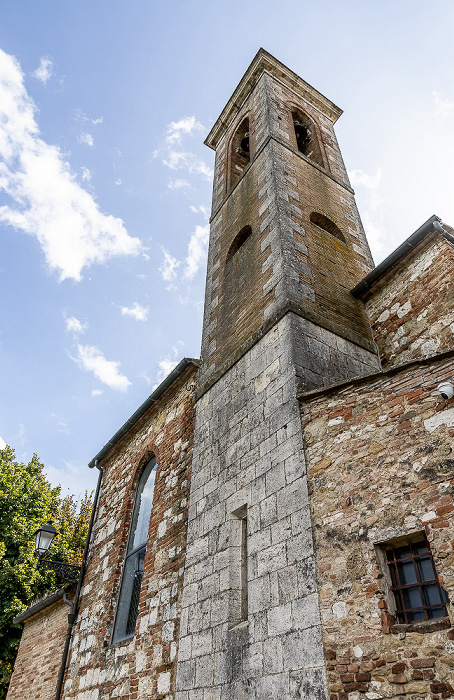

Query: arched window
<box><xmin>310</xmin><ymin>212</ymin><xmax>346</xmax><ymax>243</ymax></box>
<box><xmin>291</xmin><ymin>109</ymin><xmax>324</xmax><ymax>168</ymax></box>
<box><xmin>229</xmin><ymin>117</ymin><xmax>250</xmax><ymax>188</ymax></box>
<box><xmin>112</xmin><ymin>457</ymin><xmax>157</xmax><ymax>643</ymax></box>
<box><xmin>226</xmin><ymin>225</ymin><xmax>252</xmax><ymax>263</ymax></box>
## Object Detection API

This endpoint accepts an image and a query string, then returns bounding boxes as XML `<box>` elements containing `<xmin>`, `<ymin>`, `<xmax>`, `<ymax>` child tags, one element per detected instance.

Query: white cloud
<box><xmin>154</xmin><ymin>342</ymin><xmax>184</xmax><ymax>387</ymax></box>
<box><xmin>154</xmin><ymin>115</ymin><xmax>213</xmax><ymax>181</ymax></box>
<box><xmin>74</xmin><ymin>110</ymin><xmax>103</xmax><ymax>126</ymax></box>
<box><xmin>78</xmin><ymin>132</ymin><xmax>94</xmax><ymax>147</ymax></box>
<box><xmin>66</xmin><ymin>316</ymin><xmax>86</xmax><ymax>335</ymax></box>
<box><xmin>32</xmin><ymin>57</ymin><xmax>53</xmax><ymax>84</ymax></box>
<box><xmin>75</xmin><ymin>344</ymin><xmax>131</xmax><ymax>391</ymax></box>
<box><xmin>349</xmin><ymin>168</ymin><xmax>382</xmax><ymax>190</ymax></box>
<box><xmin>190</xmin><ymin>204</ymin><xmax>209</xmax><ymax>219</ymax></box>
<box><xmin>91</xmin><ymin>389</ymin><xmax>103</xmax><ymax>396</ymax></box>
<box><xmin>0</xmin><ymin>49</ymin><xmax>141</xmax><ymax>281</ymax></box>
<box><xmin>348</xmin><ymin>168</ymin><xmax>385</xmax><ymax>260</ymax></box>
<box><xmin>0</xmin><ymin>436</ymin><xmax>6</xmax><ymax>450</ymax></box>
<box><xmin>433</xmin><ymin>90</ymin><xmax>454</xmax><ymax>118</ymax></box>
<box><xmin>184</xmin><ymin>224</ymin><xmax>209</xmax><ymax>280</ymax></box>
<box><xmin>81</xmin><ymin>167</ymin><xmax>91</xmax><ymax>182</ymax></box>
<box><xmin>159</xmin><ymin>247</ymin><xmax>181</xmax><ymax>282</ymax></box>
<box><xmin>51</xmin><ymin>412</ymin><xmax>70</xmax><ymax>434</ymax></box>
<box><xmin>168</xmin><ymin>178</ymin><xmax>191</xmax><ymax>190</ymax></box>
<box><xmin>120</xmin><ymin>302</ymin><xmax>149</xmax><ymax>321</ymax></box>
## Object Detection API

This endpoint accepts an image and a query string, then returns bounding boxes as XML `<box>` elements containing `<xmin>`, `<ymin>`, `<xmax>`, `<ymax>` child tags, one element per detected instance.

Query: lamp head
<box><xmin>34</xmin><ymin>520</ymin><xmax>58</xmax><ymax>558</ymax></box>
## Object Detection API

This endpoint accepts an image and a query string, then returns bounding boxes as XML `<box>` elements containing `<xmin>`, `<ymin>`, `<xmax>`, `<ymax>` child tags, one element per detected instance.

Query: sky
<box><xmin>1</xmin><ymin>1</ymin><xmax>454</xmax><ymax>497</ymax></box>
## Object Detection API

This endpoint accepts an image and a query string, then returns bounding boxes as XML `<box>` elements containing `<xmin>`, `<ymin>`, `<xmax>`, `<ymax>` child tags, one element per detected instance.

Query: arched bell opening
<box><xmin>291</xmin><ymin>109</ymin><xmax>324</xmax><ymax>168</ymax></box>
<box><xmin>229</xmin><ymin>117</ymin><xmax>250</xmax><ymax>188</ymax></box>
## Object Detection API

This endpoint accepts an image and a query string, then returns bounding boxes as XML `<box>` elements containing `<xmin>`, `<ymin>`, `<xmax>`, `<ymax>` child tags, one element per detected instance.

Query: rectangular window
<box><xmin>385</xmin><ymin>538</ymin><xmax>448</xmax><ymax>624</ymax></box>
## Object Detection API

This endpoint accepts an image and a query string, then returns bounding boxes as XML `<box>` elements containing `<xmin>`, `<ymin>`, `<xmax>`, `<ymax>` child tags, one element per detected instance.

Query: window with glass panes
<box><xmin>112</xmin><ymin>457</ymin><xmax>157</xmax><ymax>643</ymax></box>
<box><xmin>386</xmin><ymin>538</ymin><xmax>448</xmax><ymax>624</ymax></box>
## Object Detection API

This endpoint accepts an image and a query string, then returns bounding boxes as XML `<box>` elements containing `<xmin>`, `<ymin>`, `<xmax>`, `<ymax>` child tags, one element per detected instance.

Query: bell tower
<box><xmin>176</xmin><ymin>50</ymin><xmax>380</xmax><ymax>699</ymax></box>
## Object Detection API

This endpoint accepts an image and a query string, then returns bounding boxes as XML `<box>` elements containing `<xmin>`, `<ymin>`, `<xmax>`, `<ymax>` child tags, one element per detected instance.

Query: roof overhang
<box><xmin>205</xmin><ymin>48</ymin><xmax>342</xmax><ymax>151</ymax></box>
<box><xmin>351</xmin><ymin>215</ymin><xmax>452</xmax><ymax>301</ymax></box>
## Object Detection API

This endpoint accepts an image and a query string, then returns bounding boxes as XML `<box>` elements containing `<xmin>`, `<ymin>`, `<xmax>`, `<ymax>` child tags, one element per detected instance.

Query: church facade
<box><xmin>8</xmin><ymin>49</ymin><xmax>454</xmax><ymax>700</ymax></box>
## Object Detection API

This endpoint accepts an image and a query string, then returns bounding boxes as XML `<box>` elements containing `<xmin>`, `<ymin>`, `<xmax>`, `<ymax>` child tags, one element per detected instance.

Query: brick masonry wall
<box><xmin>199</xmin><ymin>69</ymin><xmax>378</xmax><ymax>396</ymax></box>
<box><xmin>300</xmin><ymin>355</ymin><xmax>454</xmax><ymax>699</ymax></box>
<box><xmin>365</xmin><ymin>235</ymin><xmax>454</xmax><ymax>368</ymax></box>
<box><xmin>61</xmin><ymin>364</ymin><xmax>197</xmax><ymax>700</ymax></box>
<box><xmin>7</xmin><ymin>598</ymin><xmax>69</xmax><ymax>700</ymax></box>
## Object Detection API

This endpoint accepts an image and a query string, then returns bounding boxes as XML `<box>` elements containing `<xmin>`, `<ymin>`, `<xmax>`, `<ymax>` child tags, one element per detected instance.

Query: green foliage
<box><xmin>0</xmin><ymin>445</ymin><xmax>93</xmax><ymax>699</ymax></box>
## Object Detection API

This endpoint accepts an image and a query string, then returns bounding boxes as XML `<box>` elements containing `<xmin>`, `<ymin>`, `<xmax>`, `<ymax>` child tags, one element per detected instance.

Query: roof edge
<box><xmin>88</xmin><ymin>358</ymin><xmax>199</xmax><ymax>469</ymax></box>
<box><xmin>351</xmin><ymin>215</ymin><xmax>441</xmax><ymax>300</ymax></box>
<box><xmin>13</xmin><ymin>585</ymin><xmax>74</xmax><ymax>624</ymax></box>
<box><xmin>205</xmin><ymin>48</ymin><xmax>342</xmax><ymax>151</ymax></box>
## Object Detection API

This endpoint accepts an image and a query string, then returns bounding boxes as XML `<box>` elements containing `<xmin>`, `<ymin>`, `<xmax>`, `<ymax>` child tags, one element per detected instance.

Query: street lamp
<box><xmin>33</xmin><ymin>519</ymin><xmax>81</xmax><ymax>584</ymax></box>
<box><xmin>34</xmin><ymin>520</ymin><xmax>58</xmax><ymax>557</ymax></box>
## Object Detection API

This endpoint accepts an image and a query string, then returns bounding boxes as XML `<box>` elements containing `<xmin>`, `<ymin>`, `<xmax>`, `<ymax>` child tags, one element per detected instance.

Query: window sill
<box><xmin>390</xmin><ymin>617</ymin><xmax>451</xmax><ymax>635</ymax></box>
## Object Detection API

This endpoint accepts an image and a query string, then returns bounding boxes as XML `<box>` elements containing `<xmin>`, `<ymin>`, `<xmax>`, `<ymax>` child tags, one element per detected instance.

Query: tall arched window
<box><xmin>112</xmin><ymin>457</ymin><xmax>157</xmax><ymax>643</ymax></box>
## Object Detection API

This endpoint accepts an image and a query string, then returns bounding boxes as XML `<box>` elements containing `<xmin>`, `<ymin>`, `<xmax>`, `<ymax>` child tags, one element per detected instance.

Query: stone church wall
<box><xmin>300</xmin><ymin>354</ymin><xmax>454</xmax><ymax>699</ymax></box>
<box><xmin>365</xmin><ymin>235</ymin><xmax>454</xmax><ymax>369</ymax></box>
<box><xmin>61</xmin><ymin>363</ymin><xmax>197</xmax><ymax>700</ymax></box>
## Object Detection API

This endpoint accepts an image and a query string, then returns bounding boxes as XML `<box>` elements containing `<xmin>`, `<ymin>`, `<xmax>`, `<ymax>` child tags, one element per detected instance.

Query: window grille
<box><xmin>386</xmin><ymin>539</ymin><xmax>448</xmax><ymax>624</ymax></box>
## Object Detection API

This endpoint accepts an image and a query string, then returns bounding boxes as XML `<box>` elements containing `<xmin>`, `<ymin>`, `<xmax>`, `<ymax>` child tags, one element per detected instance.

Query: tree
<box><xmin>0</xmin><ymin>445</ymin><xmax>93</xmax><ymax>699</ymax></box>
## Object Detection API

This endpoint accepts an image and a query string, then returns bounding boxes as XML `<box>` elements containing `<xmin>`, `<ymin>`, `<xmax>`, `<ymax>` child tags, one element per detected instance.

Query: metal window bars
<box><xmin>386</xmin><ymin>540</ymin><xmax>448</xmax><ymax>624</ymax></box>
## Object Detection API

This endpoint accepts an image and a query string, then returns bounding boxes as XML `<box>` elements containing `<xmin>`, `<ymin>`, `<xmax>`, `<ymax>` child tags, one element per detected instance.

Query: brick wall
<box><xmin>7</xmin><ymin>597</ymin><xmax>69</xmax><ymax>700</ymax></box>
<box><xmin>61</xmin><ymin>363</ymin><xmax>197</xmax><ymax>700</ymax></box>
<box><xmin>365</xmin><ymin>235</ymin><xmax>454</xmax><ymax>368</ymax></box>
<box><xmin>300</xmin><ymin>355</ymin><xmax>454</xmax><ymax>699</ymax></box>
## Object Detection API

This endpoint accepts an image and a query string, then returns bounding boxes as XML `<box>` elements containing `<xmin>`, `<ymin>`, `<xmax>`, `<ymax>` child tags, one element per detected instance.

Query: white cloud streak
<box><xmin>184</xmin><ymin>224</ymin><xmax>209</xmax><ymax>280</ymax></box>
<box><xmin>66</xmin><ymin>316</ymin><xmax>87</xmax><ymax>335</ymax></box>
<box><xmin>75</xmin><ymin>344</ymin><xmax>131</xmax><ymax>391</ymax></box>
<box><xmin>155</xmin><ymin>116</ymin><xmax>213</xmax><ymax>180</ymax></box>
<box><xmin>348</xmin><ymin>168</ymin><xmax>385</xmax><ymax>260</ymax></box>
<box><xmin>168</xmin><ymin>178</ymin><xmax>191</xmax><ymax>190</ymax></box>
<box><xmin>159</xmin><ymin>247</ymin><xmax>181</xmax><ymax>282</ymax></box>
<box><xmin>120</xmin><ymin>302</ymin><xmax>149</xmax><ymax>321</ymax></box>
<box><xmin>433</xmin><ymin>90</ymin><xmax>454</xmax><ymax>118</ymax></box>
<box><xmin>0</xmin><ymin>49</ymin><xmax>141</xmax><ymax>281</ymax></box>
<box><xmin>0</xmin><ymin>436</ymin><xmax>6</xmax><ymax>450</ymax></box>
<box><xmin>77</xmin><ymin>132</ymin><xmax>94</xmax><ymax>147</ymax></box>
<box><xmin>32</xmin><ymin>57</ymin><xmax>53</xmax><ymax>84</ymax></box>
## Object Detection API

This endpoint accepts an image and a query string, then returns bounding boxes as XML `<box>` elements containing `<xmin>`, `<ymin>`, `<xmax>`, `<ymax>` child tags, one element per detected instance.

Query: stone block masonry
<box><xmin>176</xmin><ymin>315</ymin><xmax>329</xmax><ymax>700</ymax></box>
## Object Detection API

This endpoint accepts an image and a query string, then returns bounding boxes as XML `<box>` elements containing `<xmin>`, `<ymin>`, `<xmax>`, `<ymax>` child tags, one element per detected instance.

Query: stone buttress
<box><xmin>175</xmin><ymin>50</ymin><xmax>380</xmax><ymax>700</ymax></box>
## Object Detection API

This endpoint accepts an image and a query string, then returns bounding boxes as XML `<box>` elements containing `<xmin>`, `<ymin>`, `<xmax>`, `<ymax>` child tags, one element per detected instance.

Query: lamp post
<box><xmin>33</xmin><ymin>520</ymin><xmax>81</xmax><ymax>584</ymax></box>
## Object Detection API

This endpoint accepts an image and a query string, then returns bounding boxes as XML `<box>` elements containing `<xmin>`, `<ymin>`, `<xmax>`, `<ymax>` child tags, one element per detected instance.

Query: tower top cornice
<box><xmin>205</xmin><ymin>48</ymin><xmax>342</xmax><ymax>150</ymax></box>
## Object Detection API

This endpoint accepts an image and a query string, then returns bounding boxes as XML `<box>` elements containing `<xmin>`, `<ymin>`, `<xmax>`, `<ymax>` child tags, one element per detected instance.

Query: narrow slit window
<box><xmin>112</xmin><ymin>457</ymin><xmax>157</xmax><ymax>643</ymax></box>
<box><xmin>310</xmin><ymin>212</ymin><xmax>346</xmax><ymax>243</ymax></box>
<box><xmin>240</xmin><ymin>516</ymin><xmax>248</xmax><ymax>621</ymax></box>
<box><xmin>229</xmin><ymin>506</ymin><xmax>248</xmax><ymax>629</ymax></box>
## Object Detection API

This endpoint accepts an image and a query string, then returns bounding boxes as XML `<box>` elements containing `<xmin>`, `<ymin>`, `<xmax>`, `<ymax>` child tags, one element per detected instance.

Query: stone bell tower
<box><xmin>176</xmin><ymin>50</ymin><xmax>380</xmax><ymax>699</ymax></box>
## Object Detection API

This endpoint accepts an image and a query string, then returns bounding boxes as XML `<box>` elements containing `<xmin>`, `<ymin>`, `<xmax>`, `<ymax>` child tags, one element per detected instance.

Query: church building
<box><xmin>8</xmin><ymin>49</ymin><xmax>454</xmax><ymax>700</ymax></box>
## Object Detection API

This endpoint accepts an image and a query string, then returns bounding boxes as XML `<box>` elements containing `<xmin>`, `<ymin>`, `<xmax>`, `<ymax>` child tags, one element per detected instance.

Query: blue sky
<box><xmin>1</xmin><ymin>1</ymin><xmax>454</xmax><ymax>496</ymax></box>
